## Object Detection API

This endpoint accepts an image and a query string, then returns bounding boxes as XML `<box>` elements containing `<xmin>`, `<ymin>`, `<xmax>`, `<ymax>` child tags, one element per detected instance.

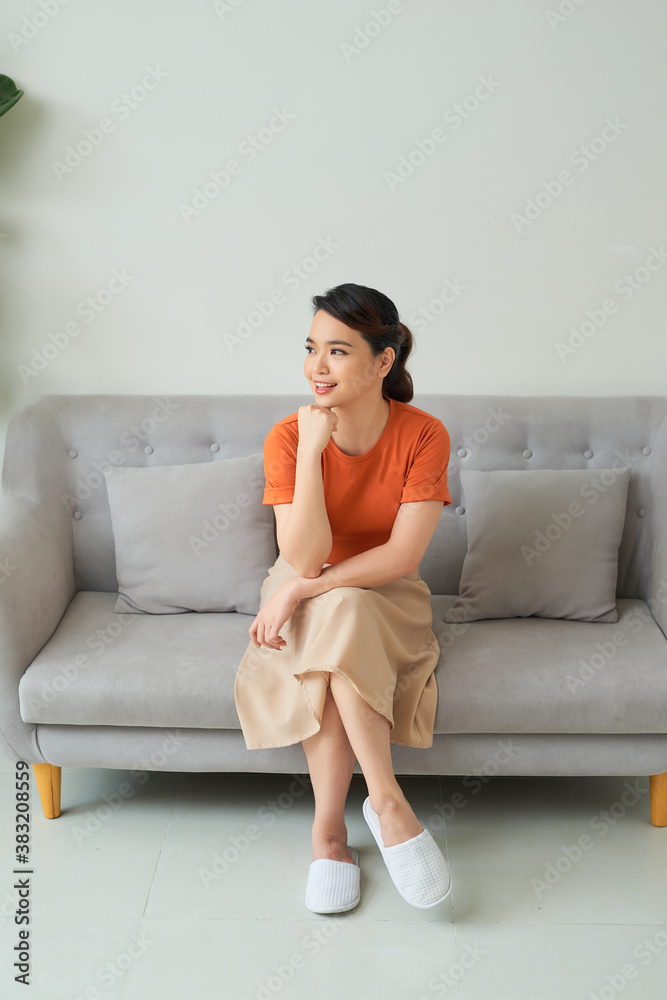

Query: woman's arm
<box><xmin>276</xmin><ymin>442</ymin><xmax>333</xmax><ymax>578</ymax></box>
<box><xmin>250</xmin><ymin>500</ymin><xmax>443</xmax><ymax>650</ymax></box>
<box><xmin>289</xmin><ymin>499</ymin><xmax>443</xmax><ymax>599</ymax></box>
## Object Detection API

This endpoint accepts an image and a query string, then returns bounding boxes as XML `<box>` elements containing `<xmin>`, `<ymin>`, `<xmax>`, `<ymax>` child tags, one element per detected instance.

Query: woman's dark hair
<box><xmin>310</xmin><ymin>282</ymin><xmax>414</xmax><ymax>403</ymax></box>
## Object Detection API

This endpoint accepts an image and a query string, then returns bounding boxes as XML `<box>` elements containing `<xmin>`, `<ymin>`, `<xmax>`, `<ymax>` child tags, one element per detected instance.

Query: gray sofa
<box><xmin>2</xmin><ymin>393</ymin><xmax>667</xmax><ymax>827</ymax></box>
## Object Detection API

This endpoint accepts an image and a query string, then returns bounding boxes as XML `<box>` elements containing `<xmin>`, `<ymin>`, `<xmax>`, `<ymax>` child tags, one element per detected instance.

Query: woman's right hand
<box><xmin>297</xmin><ymin>404</ymin><xmax>338</xmax><ymax>454</ymax></box>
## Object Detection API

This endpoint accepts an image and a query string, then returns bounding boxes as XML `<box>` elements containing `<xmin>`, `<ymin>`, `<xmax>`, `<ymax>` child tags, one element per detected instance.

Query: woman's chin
<box><xmin>312</xmin><ymin>390</ymin><xmax>342</xmax><ymax>405</ymax></box>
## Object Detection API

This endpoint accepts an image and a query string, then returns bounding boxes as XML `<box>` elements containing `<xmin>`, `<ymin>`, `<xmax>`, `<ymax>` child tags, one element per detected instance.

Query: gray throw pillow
<box><xmin>444</xmin><ymin>467</ymin><xmax>631</xmax><ymax>623</ymax></box>
<box><xmin>103</xmin><ymin>455</ymin><xmax>276</xmax><ymax>615</ymax></box>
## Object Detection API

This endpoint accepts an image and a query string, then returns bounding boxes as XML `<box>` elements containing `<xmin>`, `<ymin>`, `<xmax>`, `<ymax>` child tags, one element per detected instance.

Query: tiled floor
<box><xmin>1</xmin><ymin>753</ymin><xmax>666</xmax><ymax>998</ymax></box>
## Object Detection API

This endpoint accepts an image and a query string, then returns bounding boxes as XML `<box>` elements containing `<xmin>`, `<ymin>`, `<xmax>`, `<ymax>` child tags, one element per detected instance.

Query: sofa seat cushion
<box><xmin>18</xmin><ymin>593</ymin><xmax>667</xmax><ymax>737</ymax></box>
<box><xmin>18</xmin><ymin>592</ymin><xmax>256</xmax><ymax>729</ymax></box>
<box><xmin>432</xmin><ymin>597</ymin><xmax>667</xmax><ymax>734</ymax></box>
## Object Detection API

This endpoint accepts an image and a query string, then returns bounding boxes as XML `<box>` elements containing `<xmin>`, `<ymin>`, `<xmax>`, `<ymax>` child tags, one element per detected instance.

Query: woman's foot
<box><xmin>370</xmin><ymin>792</ymin><xmax>424</xmax><ymax>847</ymax></box>
<box><xmin>312</xmin><ymin>831</ymin><xmax>357</xmax><ymax>864</ymax></box>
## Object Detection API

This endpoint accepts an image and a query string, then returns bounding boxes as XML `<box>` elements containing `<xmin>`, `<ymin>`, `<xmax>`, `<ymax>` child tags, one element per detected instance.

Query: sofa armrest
<box><xmin>0</xmin><ymin>496</ymin><xmax>75</xmax><ymax>763</ymax></box>
<box><xmin>646</xmin><ymin>408</ymin><xmax>667</xmax><ymax>639</ymax></box>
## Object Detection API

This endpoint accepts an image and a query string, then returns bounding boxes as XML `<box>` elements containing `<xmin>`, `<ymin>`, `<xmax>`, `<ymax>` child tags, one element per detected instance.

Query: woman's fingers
<box><xmin>265</xmin><ymin>627</ymin><xmax>283</xmax><ymax>649</ymax></box>
<box><xmin>249</xmin><ymin>616</ymin><xmax>287</xmax><ymax>650</ymax></box>
<box><xmin>264</xmin><ymin>622</ymin><xmax>286</xmax><ymax>649</ymax></box>
<box><xmin>251</xmin><ymin>621</ymin><xmax>262</xmax><ymax>648</ymax></box>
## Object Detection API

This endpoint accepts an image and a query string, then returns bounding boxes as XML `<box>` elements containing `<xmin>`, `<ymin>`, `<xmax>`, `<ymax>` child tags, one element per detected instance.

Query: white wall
<box><xmin>2</xmin><ymin>0</ymin><xmax>667</xmax><ymax>481</ymax></box>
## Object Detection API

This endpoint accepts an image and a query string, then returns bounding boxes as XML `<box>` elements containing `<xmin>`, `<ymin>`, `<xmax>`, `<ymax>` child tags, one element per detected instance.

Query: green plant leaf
<box><xmin>0</xmin><ymin>74</ymin><xmax>24</xmax><ymax>118</ymax></box>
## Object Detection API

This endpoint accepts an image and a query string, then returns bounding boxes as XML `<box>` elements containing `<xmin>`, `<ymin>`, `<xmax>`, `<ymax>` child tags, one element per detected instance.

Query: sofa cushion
<box><xmin>18</xmin><ymin>592</ymin><xmax>256</xmax><ymax>729</ymax></box>
<box><xmin>103</xmin><ymin>455</ymin><xmax>276</xmax><ymax>616</ymax></box>
<box><xmin>17</xmin><ymin>593</ymin><xmax>667</xmax><ymax>736</ymax></box>
<box><xmin>432</xmin><ymin>595</ymin><xmax>667</xmax><ymax>733</ymax></box>
<box><xmin>444</xmin><ymin>467</ymin><xmax>631</xmax><ymax>623</ymax></box>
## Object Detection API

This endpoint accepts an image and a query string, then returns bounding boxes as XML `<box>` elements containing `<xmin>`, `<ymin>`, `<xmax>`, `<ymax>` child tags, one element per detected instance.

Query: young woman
<box><xmin>234</xmin><ymin>282</ymin><xmax>452</xmax><ymax>913</ymax></box>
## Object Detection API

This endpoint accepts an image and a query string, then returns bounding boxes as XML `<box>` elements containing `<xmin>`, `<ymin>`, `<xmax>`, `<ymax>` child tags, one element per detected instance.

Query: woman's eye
<box><xmin>305</xmin><ymin>347</ymin><xmax>345</xmax><ymax>355</ymax></box>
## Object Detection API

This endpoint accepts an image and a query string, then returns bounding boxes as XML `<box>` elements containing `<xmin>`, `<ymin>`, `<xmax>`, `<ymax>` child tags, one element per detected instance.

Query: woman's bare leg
<box><xmin>327</xmin><ymin>671</ymin><xmax>424</xmax><ymax>848</ymax></box>
<box><xmin>301</xmin><ymin>680</ymin><xmax>358</xmax><ymax>864</ymax></box>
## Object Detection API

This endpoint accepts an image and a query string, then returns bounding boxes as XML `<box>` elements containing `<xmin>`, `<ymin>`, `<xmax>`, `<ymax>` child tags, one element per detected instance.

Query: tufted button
<box><xmin>642</xmin><ymin>446</ymin><xmax>651</xmax><ymax>456</ymax></box>
<box><xmin>455</xmin><ymin>506</ymin><xmax>465</xmax><ymax>515</ymax></box>
<box><xmin>522</xmin><ymin>449</ymin><xmax>532</xmax><ymax>459</ymax></box>
<box><xmin>584</xmin><ymin>449</ymin><xmax>593</xmax><ymax>459</ymax></box>
<box><xmin>73</xmin><ymin>511</ymin><xmax>82</xmax><ymax>520</ymax></box>
<box><xmin>637</xmin><ymin>508</ymin><xmax>646</xmax><ymax>518</ymax></box>
<box><xmin>457</xmin><ymin>448</ymin><xmax>467</xmax><ymax>458</ymax></box>
<box><xmin>144</xmin><ymin>445</ymin><xmax>154</xmax><ymax>455</ymax></box>
<box><xmin>68</xmin><ymin>449</ymin><xmax>78</xmax><ymax>459</ymax></box>
<box><xmin>210</xmin><ymin>443</ymin><xmax>220</xmax><ymax>453</ymax></box>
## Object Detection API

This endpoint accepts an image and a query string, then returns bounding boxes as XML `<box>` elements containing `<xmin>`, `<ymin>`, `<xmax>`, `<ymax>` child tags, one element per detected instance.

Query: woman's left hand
<box><xmin>249</xmin><ymin>580</ymin><xmax>302</xmax><ymax>650</ymax></box>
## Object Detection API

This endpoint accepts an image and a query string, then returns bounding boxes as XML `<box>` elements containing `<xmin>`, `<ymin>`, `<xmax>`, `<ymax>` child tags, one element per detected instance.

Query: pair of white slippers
<box><xmin>304</xmin><ymin>797</ymin><xmax>451</xmax><ymax>913</ymax></box>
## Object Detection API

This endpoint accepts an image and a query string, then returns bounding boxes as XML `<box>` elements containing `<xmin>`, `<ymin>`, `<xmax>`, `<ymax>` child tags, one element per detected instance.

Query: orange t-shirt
<box><xmin>262</xmin><ymin>395</ymin><xmax>452</xmax><ymax>565</ymax></box>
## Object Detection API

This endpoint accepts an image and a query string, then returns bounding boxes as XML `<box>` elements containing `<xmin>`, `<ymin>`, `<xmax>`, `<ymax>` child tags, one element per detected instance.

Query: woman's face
<box><xmin>303</xmin><ymin>310</ymin><xmax>394</xmax><ymax>407</ymax></box>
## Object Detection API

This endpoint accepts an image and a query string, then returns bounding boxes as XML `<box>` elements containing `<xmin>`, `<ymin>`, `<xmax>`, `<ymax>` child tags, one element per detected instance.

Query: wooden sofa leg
<box><xmin>649</xmin><ymin>771</ymin><xmax>667</xmax><ymax>827</ymax></box>
<box><xmin>32</xmin><ymin>763</ymin><xmax>61</xmax><ymax>819</ymax></box>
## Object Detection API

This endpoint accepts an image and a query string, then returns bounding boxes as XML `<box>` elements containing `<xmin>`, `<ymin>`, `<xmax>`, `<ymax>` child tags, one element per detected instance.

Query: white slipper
<box><xmin>363</xmin><ymin>796</ymin><xmax>451</xmax><ymax>908</ymax></box>
<box><xmin>304</xmin><ymin>846</ymin><xmax>360</xmax><ymax>913</ymax></box>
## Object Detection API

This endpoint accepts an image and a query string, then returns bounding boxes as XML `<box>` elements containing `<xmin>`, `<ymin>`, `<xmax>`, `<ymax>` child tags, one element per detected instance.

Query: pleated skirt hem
<box><xmin>239</xmin><ymin>663</ymin><xmax>436</xmax><ymax>751</ymax></box>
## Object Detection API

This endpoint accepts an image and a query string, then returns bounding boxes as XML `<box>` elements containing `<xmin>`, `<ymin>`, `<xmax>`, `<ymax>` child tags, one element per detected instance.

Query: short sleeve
<box><xmin>400</xmin><ymin>419</ymin><xmax>452</xmax><ymax>505</ymax></box>
<box><xmin>262</xmin><ymin>421</ymin><xmax>299</xmax><ymax>504</ymax></box>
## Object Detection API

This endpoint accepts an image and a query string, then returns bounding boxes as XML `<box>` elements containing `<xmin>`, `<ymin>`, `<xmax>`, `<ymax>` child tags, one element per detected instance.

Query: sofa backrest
<box><xmin>3</xmin><ymin>393</ymin><xmax>666</xmax><ymax>599</ymax></box>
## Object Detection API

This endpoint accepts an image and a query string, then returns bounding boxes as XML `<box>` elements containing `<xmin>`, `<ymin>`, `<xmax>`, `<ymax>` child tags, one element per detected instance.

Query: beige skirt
<box><xmin>233</xmin><ymin>552</ymin><xmax>440</xmax><ymax>750</ymax></box>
